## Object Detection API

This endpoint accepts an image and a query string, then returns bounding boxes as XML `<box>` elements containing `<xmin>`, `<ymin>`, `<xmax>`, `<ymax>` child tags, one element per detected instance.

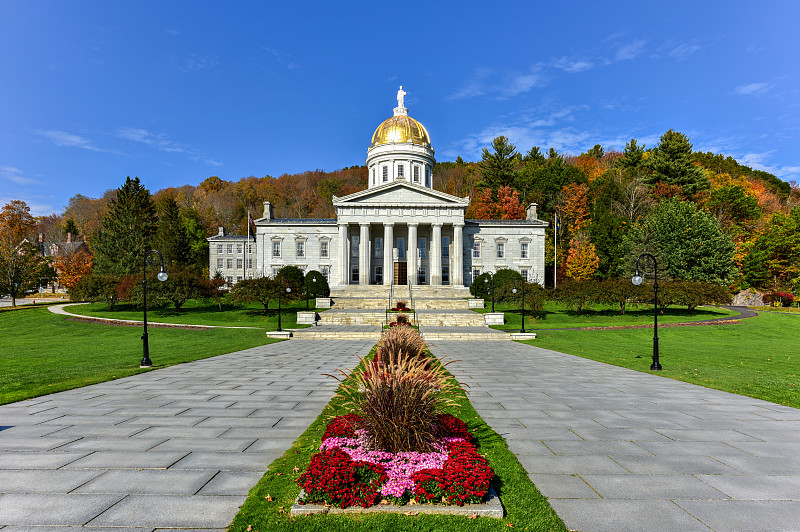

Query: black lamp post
<box><xmin>512</xmin><ymin>280</ymin><xmax>526</xmax><ymax>333</ymax></box>
<box><xmin>276</xmin><ymin>281</ymin><xmax>292</xmax><ymax>332</ymax></box>
<box><xmin>305</xmin><ymin>273</ymin><xmax>319</xmax><ymax>310</ymax></box>
<box><xmin>141</xmin><ymin>250</ymin><xmax>168</xmax><ymax>368</ymax></box>
<box><xmin>483</xmin><ymin>272</ymin><xmax>495</xmax><ymax>312</ymax></box>
<box><xmin>632</xmin><ymin>253</ymin><xmax>662</xmax><ymax>371</ymax></box>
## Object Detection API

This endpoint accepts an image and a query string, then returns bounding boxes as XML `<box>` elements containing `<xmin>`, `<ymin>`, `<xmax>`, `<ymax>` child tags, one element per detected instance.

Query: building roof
<box><xmin>207</xmin><ymin>235</ymin><xmax>256</xmax><ymax>241</ymax></box>
<box><xmin>466</xmin><ymin>219</ymin><xmax>549</xmax><ymax>227</ymax></box>
<box><xmin>252</xmin><ymin>218</ymin><xmax>337</xmax><ymax>225</ymax></box>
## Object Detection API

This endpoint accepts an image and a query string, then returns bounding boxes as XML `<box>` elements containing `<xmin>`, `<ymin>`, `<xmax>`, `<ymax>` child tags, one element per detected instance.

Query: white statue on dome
<box><xmin>397</xmin><ymin>86</ymin><xmax>406</xmax><ymax>108</ymax></box>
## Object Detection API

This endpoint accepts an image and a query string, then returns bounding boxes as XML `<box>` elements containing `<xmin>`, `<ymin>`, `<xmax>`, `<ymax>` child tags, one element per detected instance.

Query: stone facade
<box><xmin>209</xmin><ymin>90</ymin><xmax>548</xmax><ymax>288</ymax></box>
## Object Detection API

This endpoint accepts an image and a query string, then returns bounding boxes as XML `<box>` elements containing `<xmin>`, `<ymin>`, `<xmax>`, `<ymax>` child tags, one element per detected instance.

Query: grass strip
<box><xmin>530</xmin><ymin>311</ymin><xmax>800</xmax><ymax>408</ymax></box>
<box><xmin>229</xmin><ymin>349</ymin><xmax>567</xmax><ymax>532</ymax></box>
<box><xmin>0</xmin><ymin>307</ymin><xmax>278</xmax><ymax>405</ymax></box>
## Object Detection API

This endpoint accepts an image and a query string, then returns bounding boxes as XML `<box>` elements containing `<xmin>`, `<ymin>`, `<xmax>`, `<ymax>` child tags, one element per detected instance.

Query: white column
<box><xmin>338</xmin><ymin>223</ymin><xmax>348</xmax><ymax>285</ymax></box>
<box><xmin>431</xmin><ymin>223</ymin><xmax>442</xmax><ymax>285</ymax></box>
<box><xmin>383</xmin><ymin>222</ymin><xmax>394</xmax><ymax>285</ymax></box>
<box><xmin>407</xmin><ymin>222</ymin><xmax>418</xmax><ymax>286</ymax></box>
<box><xmin>359</xmin><ymin>222</ymin><xmax>370</xmax><ymax>285</ymax></box>
<box><xmin>453</xmin><ymin>222</ymin><xmax>464</xmax><ymax>286</ymax></box>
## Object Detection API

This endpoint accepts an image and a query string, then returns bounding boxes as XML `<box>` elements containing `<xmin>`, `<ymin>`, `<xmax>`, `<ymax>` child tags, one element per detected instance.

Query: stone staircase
<box><xmin>295</xmin><ymin>285</ymin><xmax>514</xmax><ymax>341</ymax></box>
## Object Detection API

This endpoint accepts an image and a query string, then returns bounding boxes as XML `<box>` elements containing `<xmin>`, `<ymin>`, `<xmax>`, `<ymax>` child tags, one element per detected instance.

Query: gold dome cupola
<box><xmin>366</xmin><ymin>86</ymin><xmax>436</xmax><ymax>190</ymax></box>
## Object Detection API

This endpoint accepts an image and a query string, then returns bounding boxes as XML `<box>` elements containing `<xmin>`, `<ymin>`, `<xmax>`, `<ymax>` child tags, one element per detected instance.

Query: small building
<box><xmin>210</xmin><ymin>89</ymin><xmax>548</xmax><ymax>287</ymax></box>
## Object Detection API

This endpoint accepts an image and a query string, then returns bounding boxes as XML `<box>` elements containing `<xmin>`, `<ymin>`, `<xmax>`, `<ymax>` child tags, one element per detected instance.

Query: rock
<box><xmin>732</xmin><ymin>288</ymin><xmax>764</xmax><ymax>307</ymax></box>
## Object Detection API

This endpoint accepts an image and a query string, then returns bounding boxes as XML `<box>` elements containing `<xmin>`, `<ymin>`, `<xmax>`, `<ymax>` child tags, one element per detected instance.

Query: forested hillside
<box><xmin>20</xmin><ymin>129</ymin><xmax>800</xmax><ymax>292</ymax></box>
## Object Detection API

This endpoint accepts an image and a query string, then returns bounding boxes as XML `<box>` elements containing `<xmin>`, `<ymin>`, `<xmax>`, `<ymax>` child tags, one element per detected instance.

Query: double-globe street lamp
<box><xmin>632</xmin><ymin>253</ymin><xmax>662</xmax><ymax>371</ymax></box>
<box><xmin>141</xmin><ymin>250</ymin><xmax>168</xmax><ymax>368</ymax></box>
<box><xmin>276</xmin><ymin>280</ymin><xmax>292</xmax><ymax>332</ymax></box>
<box><xmin>483</xmin><ymin>271</ymin><xmax>496</xmax><ymax>312</ymax></box>
<box><xmin>305</xmin><ymin>273</ymin><xmax>320</xmax><ymax>311</ymax></box>
<box><xmin>512</xmin><ymin>280</ymin><xmax>527</xmax><ymax>333</ymax></box>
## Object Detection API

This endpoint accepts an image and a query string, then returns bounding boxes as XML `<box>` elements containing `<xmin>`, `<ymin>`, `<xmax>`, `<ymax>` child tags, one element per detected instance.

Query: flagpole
<box><xmin>554</xmin><ymin>212</ymin><xmax>557</xmax><ymax>289</ymax></box>
<box><xmin>246</xmin><ymin>212</ymin><xmax>250</xmax><ymax>281</ymax></box>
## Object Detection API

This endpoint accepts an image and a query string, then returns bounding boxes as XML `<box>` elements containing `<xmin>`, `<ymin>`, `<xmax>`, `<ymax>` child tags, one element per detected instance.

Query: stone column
<box><xmin>359</xmin><ymin>223</ymin><xmax>370</xmax><ymax>285</ymax></box>
<box><xmin>453</xmin><ymin>222</ymin><xmax>464</xmax><ymax>286</ymax></box>
<box><xmin>431</xmin><ymin>223</ymin><xmax>442</xmax><ymax>285</ymax></box>
<box><xmin>338</xmin><ymin>223</ymin><xmax>348</xmax><ymax>285</ymax></box>
<box><xmin>383</xmin><ymin>222</ymin><xmax>394</xmax><ymax>285</ymax></box>
<box><xmin>407</xmin><ymin>222</ymin><xmax>418</xmax><ymax>286</ymax></box>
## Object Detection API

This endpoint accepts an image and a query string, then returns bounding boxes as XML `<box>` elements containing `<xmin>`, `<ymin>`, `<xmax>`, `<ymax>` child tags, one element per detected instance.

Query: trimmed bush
<box><xmin>764</xmin><ymin>292</ymin><xmax>795</xmax><ymax>307</ymax></box>
<box><xmin>304</xmin><ymin>269</ymin><xmax>330</xmax><ymax>298</ymax></box>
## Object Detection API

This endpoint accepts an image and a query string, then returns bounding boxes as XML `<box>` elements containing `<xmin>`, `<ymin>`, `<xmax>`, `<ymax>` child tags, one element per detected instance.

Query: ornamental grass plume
<box><xmin>375</xmin><ymin>324</ymin><xmax>425</xmax><ymax>366</ymax></box>
<box><xmin>328</xmin><ymin>329</ymin><xmax>460</xmax><ymax>454</ymax></box>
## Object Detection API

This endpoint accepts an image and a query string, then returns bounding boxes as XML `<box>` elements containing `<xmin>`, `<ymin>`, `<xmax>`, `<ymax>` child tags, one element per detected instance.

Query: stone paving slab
<box><xmin>0</xmin><ymin>339</ymin><xmax>374</xmax><ymax>528</ymax></box>
<box><xmin>429</xmin><ymin>340</ymin><xmax>800</xmax><ymax>532</ymax></box>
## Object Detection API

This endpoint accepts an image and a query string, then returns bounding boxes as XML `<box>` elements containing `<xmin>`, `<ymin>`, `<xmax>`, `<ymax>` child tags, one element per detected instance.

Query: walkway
<box><xmin>429</xmin><ymin>341</ymin><xmax>800</xmax><ymax>532</ymax></box>
<box><xmin>0</xmin><ymin>339</ymin><xmax>374</xmax><ymax>529</ymax></box>
<box><xmin>48</xmin><ymin>303</ymin><xmax>261</xmax><ymax>329</ymax></box>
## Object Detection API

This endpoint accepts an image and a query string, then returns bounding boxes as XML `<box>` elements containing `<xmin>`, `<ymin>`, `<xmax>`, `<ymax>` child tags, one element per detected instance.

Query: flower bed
<box><xmin>390</xmin><ymin>307</ymin><xmax>412</xmax><ymax>312</ymax></box>
<box><xmin>297</xmin><ymin>413</ymin><xmax>493</xmax><ymax>509</ymax></box>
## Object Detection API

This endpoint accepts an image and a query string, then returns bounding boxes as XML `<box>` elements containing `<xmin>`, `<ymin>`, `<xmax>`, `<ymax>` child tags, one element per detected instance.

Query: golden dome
<box><xmin>370</xmin><ymin>114</ymin><xmax>431</xmax><ymax>148</ymax></box>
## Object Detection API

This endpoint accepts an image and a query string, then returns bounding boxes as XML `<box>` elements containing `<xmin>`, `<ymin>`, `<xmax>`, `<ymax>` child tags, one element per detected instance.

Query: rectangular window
<box><xmin>472</xmin><ymin>241</ymin><xmax>481</xmax><ymax>259</ymax></box>
<box><xmin>521</xmin><ymin>269</ymin><xmax>529</xmax><ymax>282</ymax></box>
<box><xmin>272</xmin><ymin>268</ymin><xmax>280</xmax><ymax>277</ymax></box>
<box><xmin>521</xmin><ymin>242</ymin><xmax>529</xmax><ymax>259</ymax></box>
<box><xmin>426</xmin><ymin>168</ymin><xmax>431</xmax><ymax>187</ymax></box>
<box><xmin>413</xmin><ymin>166</ymin><xmax>420</xmax><ymax>182</ymax></box>
<box><xmin>442</xmin><ymin>265</ymin><xmax>450</xmax><ymax>285</ymax></box>
<box><xmin>382</xmin><ymin>166</ymin><xmax>388</xmax><ymax>182</ymax></box>
<box><xmin>418</xmin><ymin>237</ymin><xmax>426</xmax><ymax>258</ymax></box>
<box><xmin>320</xmin><ymin>241</ymin><xmax>329</xmax><ymax>258</ymax></box>
<box><xmin>217</xmin><ymin>244</ymin><xmax>223</xmax><ymax>254</ymax></box>
<box><xmin>236</xmin><ymin>276</ymin><xmax>242</xmax><ymax>283</ymax></box>
<box><xmin>226</xmin><ymin>259</ymin><xmax>233</xmax><ymax>269</ymax></box>
<box><xmin>375</xmin><ymin>237</ymin><xmax>383</xmax><ymax>258</ymax></box>
<box><xmin>351</xmin><ymin>267</ymin><xmax>359</xmax><ymax>283</ymax></box>
<box><xmin>497</xmin><ymin>242</ymin><xmax>505</xmax><ymax>259</ymax></box>
<box><xmin>272</xmin><ymin>241</ymin><xmax>281</xmax><ymax>258</ymax></box>
<box><xmin>227</xmin><ymin>244</ymin><xmax>233</xmax><ymax>254</ymax></box>
<box><xmin>217</xmin><ymin>258</ymin><xmax>223</xmax><ymax>270</ymax></box>
<box><xmin>226</xmin><ymin>276</ymin><xmax>233</xmax><ymax>283</ymax></box>
<box><xmin>248</xmin><ymin>244</ymin><xmax>253</xmax><ymax>254</ymax></box>
<box><xmin>442</xmin><ymin>236</ymin><xmax>450</xmax><ymax>257</ymax></box>
<box><xmin>418</xmin><ymin>266</ymin><xmax>426</xmax><ymax>285</ymax></box>
<box><xmin>236</xmin><ymin>258</ymin><xmax>243</xmax><ymax>268</ymax></box>
<box><xmin>296</xmin><ymin>241</ymin><xmax>305</xmax><ymax>258</ymax></box>
<box><xmin>472</xmin><ymin>268</ymin><xmax>481</xmax><ymax>282</ymax></box>
<box><xmin>248</xmin><ymin>258</ymin><xmax>253</xmax><ymax>268</ymax></box>
<box><xmin>397</xmin><ymin>164</ymin><xmax>404</xmax><ymax>178</ymax></box>
<box><xmin>372</xmin><ymin>168</ymin><xmax>376</xmax><ymax>185</ymax></box>
<box><xmin>237</xmin><ymin>244</ymin><xmax>242</xmax><ymax>254</ymax></box>
<box><xmin>351</xmin><ymin>235</ymin><xmax>359</xmax><ymax>257</ymax></box>
<box><xmin>397</xmin><ymin>237</ymin><xmax>405</xmax><ymax>258</ymax></box>
<box><xmin>321</xmin><ymin>266</ymin><xmax>330</xmax><ymax>282</ymax></box>
<box><xmin>375</xmin><ymin>266</ymin><xmax>383</xmax><ymax>284</ymax></box>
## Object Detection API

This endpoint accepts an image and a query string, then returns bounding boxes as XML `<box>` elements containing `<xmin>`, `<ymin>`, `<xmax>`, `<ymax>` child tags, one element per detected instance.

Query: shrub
<box><xmin>275</xmin><ymin>265</ymin><xmax>303</xmax><ymax>300</ymax></box>
<box><xmin>297</xmin><ymin>447</ymin><xmax>387</xmax><ymax>508</ymax></box>
<box><xmin>304</xmin><ymin>269</ymin><xmax>330</xmax><ymax>298</ymax></box>
<box><xmin>70</xmin><ymin>273</ymin><xmax>122</xmax><ymax>310</ymax></box>
<box><xmin>492</xmin><ymin>268</ymin><xmax>524</xmax><ymax>303</ymax></box>
<box><xmin>395</xmin><ymin>313</ymin><xmax>409</xmax><ymax>324</ymax></box>
<box><xmin>520</xmin><ymin>281</ymin><xmax>549</xmax><ymax>319</ymax></box>
<box><xmin>764</xmin><ymin>292</ymin><xmax>794</xmax><ymax>307</ymax></box>
<box><xmin>594</xmin><ymin>278</ymin><xmax>648</xmax><ymax>315</ymax></box>
<box><xmin>554</xmin><ymin>279</ymin><xmax>598</xmax><ymax>314</ymax></box>
<box><xmin>661</xmin><ymin>281</ymin><xmax>733</xmax><ymax>312</ymax></box>
<box><xmin>393</xmin><ymin>299</ymin><xmax>408</xmax><ymax>310</ymax></box>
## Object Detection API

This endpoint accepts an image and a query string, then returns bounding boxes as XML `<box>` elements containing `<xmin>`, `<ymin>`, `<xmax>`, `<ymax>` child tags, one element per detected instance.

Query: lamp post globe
<box><xmin>141</xmin><ymin>250</ymin><xmax>168</xmax><ymax>368</ymax></box>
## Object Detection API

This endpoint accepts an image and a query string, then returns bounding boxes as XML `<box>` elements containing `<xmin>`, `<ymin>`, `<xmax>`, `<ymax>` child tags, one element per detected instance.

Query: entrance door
<box><xmin>393</xmin><ymin>262</ymin><xmax>407</xmax><ymax>285</ymax></box>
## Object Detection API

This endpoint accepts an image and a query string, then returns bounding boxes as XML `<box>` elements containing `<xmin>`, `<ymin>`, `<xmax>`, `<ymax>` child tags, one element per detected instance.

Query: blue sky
<box><xmin>2</xmin><ymin>1</ymin><xmax>799</xmax><ymax>215</ymax></box>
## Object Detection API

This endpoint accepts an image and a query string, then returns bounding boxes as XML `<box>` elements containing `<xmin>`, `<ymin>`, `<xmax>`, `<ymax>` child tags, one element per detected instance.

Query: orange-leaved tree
<box><xmin>55</xmin><ymin>249</ymin><xmax>93</xmax><ymax>291</ymax></box>
<box><xmin>565</xmin><ymin>236</ymin><xmax>600</xmax><ymax>280</ymax></box>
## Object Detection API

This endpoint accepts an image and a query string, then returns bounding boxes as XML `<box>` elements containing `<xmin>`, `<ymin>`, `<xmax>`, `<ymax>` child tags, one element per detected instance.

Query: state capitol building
<box><xmin>209</xmin><ymin>88</ymin><xmax>547</xmax><ymax>289</ymax></box>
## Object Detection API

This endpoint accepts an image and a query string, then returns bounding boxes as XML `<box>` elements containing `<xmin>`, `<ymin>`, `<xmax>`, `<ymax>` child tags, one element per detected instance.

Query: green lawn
<box><xmin>64</xmin><ymin>299</ymin><xmax>319</xmax><ymax>329</ymax></box>
<box><xmin>229</xmin><ymin>351</ymin><xmax>567</xmax><ymax>532</ymax></box>
<box><xmin>530</xmin><ymin>311</ymin><xmax>800</xmax><ymax>408</ymax></box>
<box><xmin>474</xmin><ymin>301</ymin><xmax>738</xmax><ymax>330</ymax></box>
<box><xmin>0</xmin><ymin>306</ymin><xmax>278</xmax><ymax>405</ymax></box>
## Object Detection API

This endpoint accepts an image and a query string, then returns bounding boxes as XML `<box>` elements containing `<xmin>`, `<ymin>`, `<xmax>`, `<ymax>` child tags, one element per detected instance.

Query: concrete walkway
<box><xmin>0</xmin><ymin>339</ymin><xmax>374</xmax><ymax>530</ymax></box>
<box><xmin>429</xmin><ymin>341</ymin><xmax>800</xmax><ymax>532</ymax></box>
<box><xmin>48</xmin><ymin>303</ymin><xmax>261</xmax><ymax>329</ymax></box>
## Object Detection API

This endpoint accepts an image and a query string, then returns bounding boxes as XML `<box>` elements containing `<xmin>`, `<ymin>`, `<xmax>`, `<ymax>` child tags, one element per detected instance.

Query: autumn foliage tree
<box><xmin>470</xmin><ymin>186</ymin><xmax>525</xmax><ymax>219</ymax></box>
<box><xmin>565</xmin><ymin>237</ymin><xmax>600</xmax><ymax>280</ymax></box>
<box><xmin>54</xmin><ymin>249</ymin><xmax>93</xmax><ymax>291</ymax></box>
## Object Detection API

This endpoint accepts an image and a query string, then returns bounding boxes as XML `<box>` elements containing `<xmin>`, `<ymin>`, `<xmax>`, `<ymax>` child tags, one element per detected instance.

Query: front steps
<box><xmin>420</xmin><ymin>326</ymin><xmax>511</xmax><ymax>341</ymax></box>
<box><xmin>415</xmin><ymin>309</ymin><xmax>486</xmax><ymax>327</ymax></box>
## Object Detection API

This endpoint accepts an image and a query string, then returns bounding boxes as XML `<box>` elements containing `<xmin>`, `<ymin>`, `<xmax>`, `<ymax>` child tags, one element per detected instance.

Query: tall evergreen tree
<box><xmin>645</xmin><ymin>130</ymin><xmax>710</xmax><ymax>195</ymax></box>
<box><xmin>154</xmin><ymin>196</ymin><xmax>190</xmax><ymax>269</ymax></box>
<box><xmin>478</xmin><ymin>136</ymin><xmax>518</xmax><ymax>189</ymax></box>
<box><xmin>92</xmin><ymin>177</ymin><xmax>157</xmax><ymax>275</ymax></box>
<box><xmin>615</xmin><ymin>139</ymin><xmax>646</xmax><ymax>169</ymax></box>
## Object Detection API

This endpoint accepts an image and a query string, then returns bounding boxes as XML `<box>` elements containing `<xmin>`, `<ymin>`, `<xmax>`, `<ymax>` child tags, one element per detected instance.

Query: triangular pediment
<box><xmin>333</xmin><ymin>181</ymin><xmax>469</xmax><ymax>207</ymax></box>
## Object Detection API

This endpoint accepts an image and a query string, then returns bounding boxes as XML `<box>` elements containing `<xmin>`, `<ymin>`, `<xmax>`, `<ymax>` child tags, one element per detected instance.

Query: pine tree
<box><xmin>645</xmin><ymin>130</ymin><xmax>710</xmax><ymax>195</ymax></box>
<box><xmin>478</xmin><ymin>136</ymin><xmax>518</xmax><ymax>189</ymax></box>
<box><xmin>154</xmin><ymin>196</ymin><xmax>190</xmax><ymax>269</ymax></box>
<box><xmin>615</xmin><ymin>139</ymin><xmax>646</xmax><ymax>169</ymax></box>
<box><xmin>92</xmin><ymin>177</ymin><xmax>158</xmax><ymax>275</ymax></box>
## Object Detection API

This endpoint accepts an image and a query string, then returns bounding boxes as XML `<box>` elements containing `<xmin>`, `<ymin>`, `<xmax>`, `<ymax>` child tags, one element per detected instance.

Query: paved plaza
<box><xmin>2</xmin><ymin>337</ymin><xmax>800</xmax><ymax>531</ymax></box>
<box><xmin>0</xmin><ymin>340</ymin><xmax>375</xmax><ymax>530</ymax></box>
<box><xmin>430</xmin><ymin>341</ymin><xmax>800</xmax><ymax>532</ymax></box>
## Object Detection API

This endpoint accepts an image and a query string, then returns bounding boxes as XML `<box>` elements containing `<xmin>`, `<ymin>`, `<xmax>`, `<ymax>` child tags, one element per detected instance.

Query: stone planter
<box><xmin>315</xmin><ymin>297</ymin><xmax>332</xmax><ymax>308</ymax></box>
<box><xmin>484</xmin><ymin>312</ymin><xmax>504</xmax><ymax>326</ymax></box>
<box><xmin>510</xmin><ymin>332</ymin><xmax>537</xmax><ymax>340</ymax></box>
<box><xmin>296</xmin><ymin>311</ymin><xmax>318</xmax><ymax>324</ymax></box>
<box><xmin>266</xmin><ymin>330</ymin><xmax>292</xmax><ymax>339</ymax></box>
<box><xmin>468</xmin><ymin>299</ymin><xmax>485</xmax><ymax>308</ymax></box>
